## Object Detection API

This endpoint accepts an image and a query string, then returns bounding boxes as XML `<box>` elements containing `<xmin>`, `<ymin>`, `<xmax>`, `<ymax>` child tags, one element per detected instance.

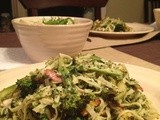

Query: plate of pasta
<box><xmin>90</xmin><ymin>17</ymin><xmax>154</xmax><ymax>37</ymax></box>
<box><xmin>0</xmin><ymin>53</ymin><xmax>159</xmax><ymax>120</ymax></box>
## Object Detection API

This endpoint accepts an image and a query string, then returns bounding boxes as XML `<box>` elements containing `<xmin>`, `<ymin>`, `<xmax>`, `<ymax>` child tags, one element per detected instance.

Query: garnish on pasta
<box><xmin>42</xmin><ymin>17</ymin><xmax>75</xmax><ymax>25</ymax></box>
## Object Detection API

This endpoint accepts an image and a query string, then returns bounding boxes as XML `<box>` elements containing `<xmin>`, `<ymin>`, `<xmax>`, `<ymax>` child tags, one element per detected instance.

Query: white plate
<box><xmin>90</xmin><ymin>23</ymin><xmax>154</xmax><ymax>38</ymax></box>
<box><xmin>0</xmin><ymin>63</ymin><xmax>160</xmax><ymax>113</ymax></box>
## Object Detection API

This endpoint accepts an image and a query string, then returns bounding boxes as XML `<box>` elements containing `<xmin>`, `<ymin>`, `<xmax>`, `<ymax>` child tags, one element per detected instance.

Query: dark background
<box><xmin>0</xmin><ymin>0</ymin><xmax>12</xmax><ymax>15</ymax></box>
<box><xmin>0</xmin><ymin>1</ymin><xmax>84</xmax><ymax>32</ymax></box>
<box><xmin>0</xmin><ymin>0</ymin><xmax>12</xmax><ymax>32</ymax></box>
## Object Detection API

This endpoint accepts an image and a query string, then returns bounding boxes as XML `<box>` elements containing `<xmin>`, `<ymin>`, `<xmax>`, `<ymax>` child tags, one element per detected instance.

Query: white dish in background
<box><xmin>0</xmin><ymin>62</ymin><xmax>160</xmax><ymax>113</ymax></box>
<box><xmin>90</xmin><ymin>23</ymin><xmax>154</xmax><ymax>38</ymax></box>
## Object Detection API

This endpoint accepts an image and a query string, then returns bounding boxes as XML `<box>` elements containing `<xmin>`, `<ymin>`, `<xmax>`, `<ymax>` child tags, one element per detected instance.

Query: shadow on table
<box><xmin>4</xmin><ymin>48</ymin><xmax>32</xmax><ymax>64</ymax></box>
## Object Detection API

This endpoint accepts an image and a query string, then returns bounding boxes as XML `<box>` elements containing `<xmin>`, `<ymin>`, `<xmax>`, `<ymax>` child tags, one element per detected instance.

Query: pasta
<box><xmin>0</xmin><ymin>53</ymin><xmax>159</xmax><ymax>120</ymax></box>
<box><xmin>91</xmin><ymin>17</ymin><xmax>132</xmax><ymax>32</ymax></box>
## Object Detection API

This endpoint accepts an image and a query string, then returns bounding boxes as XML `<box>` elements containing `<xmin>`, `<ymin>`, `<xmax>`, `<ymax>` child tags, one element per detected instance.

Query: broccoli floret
<box><xmin>39</xmin><ymin>114</ymin><xmax>49</xmax><ymax>120</ymax></box>
<box><xmin>60</xmin><ymin>93</ymin><xmax>95</xmax><ymax>119</ymax></box>
<box><xmin>16</xmin><ymin>75</ymin><xmax>37</xmax><ymax>98</ymax></box>
<box><xmin>114</xmin><ymin>24</ymin><xmax>125</xmax><ymax>32</ymax></box>
<box><xmin>0</xmin><ymin>84</ymin><xmax>17</xmax><ymax>102</ymax></box>
<box><xmin>16</xmin><ymin>69</ymin><xmax>46</xmax><ymax>98</ymax></box>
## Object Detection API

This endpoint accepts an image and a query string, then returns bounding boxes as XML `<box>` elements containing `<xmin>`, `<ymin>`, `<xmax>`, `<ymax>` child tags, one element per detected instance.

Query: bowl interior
<box><xmin>12</xmin><ymin>16</ymin><xmax>93</xmax><ymax>28</ymax></box>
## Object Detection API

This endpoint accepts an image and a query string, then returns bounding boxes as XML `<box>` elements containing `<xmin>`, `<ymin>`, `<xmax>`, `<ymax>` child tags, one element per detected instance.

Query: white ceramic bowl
<box><xmin>12</xmin><ymin>16</ymin><xmax>93</xmax><ymax>62</ymax></box>
<box><xmin>154</xmin><ymin>8</ymin><xmax>160</xmax><ymax>30</ymax></box>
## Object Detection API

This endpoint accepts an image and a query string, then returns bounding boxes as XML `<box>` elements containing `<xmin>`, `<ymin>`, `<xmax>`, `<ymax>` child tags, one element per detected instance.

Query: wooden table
<box><xmin>113</xmin><ymin>36</ymin><xmax>160</xmax><ymax>66</ymax></box>
<box><xmin>0</xmin><ymin>32</ymin><xmax>160</xmax><ymax>71</ymax></box>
